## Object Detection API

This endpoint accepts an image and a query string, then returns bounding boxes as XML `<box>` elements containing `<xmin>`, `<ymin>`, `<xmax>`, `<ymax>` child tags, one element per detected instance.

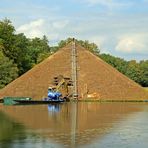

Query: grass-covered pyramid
<box><xmin>0</xmin><ymin>43</ymin><xmax>147</xmax><ymax>100</ymax></box>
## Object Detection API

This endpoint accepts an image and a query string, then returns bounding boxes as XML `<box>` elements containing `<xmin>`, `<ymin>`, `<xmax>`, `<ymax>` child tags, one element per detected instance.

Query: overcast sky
<box><xmin>0</xmin><ymin>0</ymin><xmax>148</xmax><ymax>60</ymax></box>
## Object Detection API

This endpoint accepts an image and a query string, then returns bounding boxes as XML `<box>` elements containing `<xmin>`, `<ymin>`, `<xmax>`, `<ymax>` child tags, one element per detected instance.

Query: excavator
<box><xmin>44</xmin><ymin>75</ymin><xmax>72</xmax><ymax>101</ymax></box>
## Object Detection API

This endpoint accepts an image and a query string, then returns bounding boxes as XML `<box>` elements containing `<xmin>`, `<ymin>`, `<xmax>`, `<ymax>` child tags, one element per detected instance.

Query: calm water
<box><xmin>0</xmin><ymin>102</ymin><xmax>148</xmax><ymax>148</ymax></box>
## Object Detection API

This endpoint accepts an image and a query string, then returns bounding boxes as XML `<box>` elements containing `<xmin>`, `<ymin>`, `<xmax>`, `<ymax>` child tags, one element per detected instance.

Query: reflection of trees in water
<box><xmin>0</xmin><ymin>112</ymin><xmax>26</xmax><ymax>148</ymax></box>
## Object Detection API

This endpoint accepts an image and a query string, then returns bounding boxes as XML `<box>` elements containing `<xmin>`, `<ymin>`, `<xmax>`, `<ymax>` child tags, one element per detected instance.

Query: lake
<box><xmin>0</xmin><ymin>102</ymin><xmax>148</xmax><ymax>148</ymax></box>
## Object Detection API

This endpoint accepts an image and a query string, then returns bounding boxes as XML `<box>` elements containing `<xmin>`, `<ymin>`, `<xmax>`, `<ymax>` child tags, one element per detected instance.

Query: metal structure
<box><xmin>71</xmin><ymin>38</ymin><xmax>78</xmax><ymax>99</ymax></box>
<box><xmin>52</xmin><ymin>75</ymin><xmax>73</xmax><ymax>100</ymax></box>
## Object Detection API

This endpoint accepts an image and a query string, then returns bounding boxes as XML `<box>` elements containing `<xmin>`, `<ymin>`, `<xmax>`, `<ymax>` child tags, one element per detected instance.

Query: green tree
<box><xmin>50</xmin><ymin>46</ymin><xmax>59</xmax><ymax>54</ymax></box>
<box><xmin>139</xmin><ymin>60</ymin><xmax>148</xmax><ymax>87</ymax></box>
<box><xmin>125</xmin><ymin>60</ymin><xmax>142</xmax><ymax>84</ymax></box>
<box><xmin>0</xmin><ymin>50</ymin><xmax>18</xmax><ymax>88</ymax></box>
<box><xmin>58</xmin><ymin>38</ymin><xmax>100</xmax><ymax>54</ymax></box>
<box><xmin>12</xmin><ymin>33</ymin><xmax>33</xmax><ymax>75</ymax></box>
<box><xmin>0</xmin><ymin>19</ymin><xmax>32</xmax><ymax>75</ymax></box>
<box><xmin>0</xmin><ymin>19</ymin><xmax>52</xmax><ymax>75</ymax></box>
<box><xmin>77</xmin><ymin>40</ymin><xmax>99</xmax><ymax>54</ymax></box>
<box><xmin>29</xmin><ymin>36</ymin><xmax>50</xmax><ymax>64</ymax></box>
<box><xmin>99</xmin><ymin>54</ymin><xmax>148</xmax><ymax>87</ymax></box>
<box><xmin>99</xmin><ymin>54</ymin><xmax>128</xmax><ymax>74</ymax></box>
<box><xmin>0</xmin><ymin>18</ymin><xmax>15</xmax><ymax>58</ymax></box>
<box><xmin>37</xmin><ymin>52</ymin><xmax>51</xmax><ymax>64</ymax></box>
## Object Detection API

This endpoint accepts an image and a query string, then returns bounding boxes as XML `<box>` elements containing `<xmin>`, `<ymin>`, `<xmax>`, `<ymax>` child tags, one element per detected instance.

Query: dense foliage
<box><xmin>0</xmin><ymin>50</ymin><xmax>18</xmax><ymax>88</ymax></box>
<box><xmin>0</xmin><ymin>18</ymin><xmax>147</xmax><ymax>88</ymax></box>
<box><xmin>0</xmin><ymin>19</ymin><xmax>51</xmax><ymax>75</ymax></box>
<box><xmin>58</xmin><ymin>38</ymin><xmax>100</xmax><ymax>55</ymax></box>
<box><xmin>100</xmin><ymin>54</ymin><xmax>148</xmax><ymax>87</ymax></box>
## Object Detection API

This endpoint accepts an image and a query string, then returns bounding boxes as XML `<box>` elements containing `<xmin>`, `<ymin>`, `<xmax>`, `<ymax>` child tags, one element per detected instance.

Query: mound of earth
<box><xmin>0</xmin><ymin>43</ymin><xmax>147</xmax><ymax>100</ymax></box>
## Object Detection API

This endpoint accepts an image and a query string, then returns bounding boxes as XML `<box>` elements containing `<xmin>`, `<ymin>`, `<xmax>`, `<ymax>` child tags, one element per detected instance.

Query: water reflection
<box><xmin>0</xmin><ymin>112</ymin><xmax>26</xmax><ymax>148</ymax></box>
<box><xmin>0</xmin><ymin>103</ymin><xmax>146</xmax><ymax>148</ymax></box>
<box><xmin>48</xmin><ymin>104</ymin><xmax>60</xmax><ymax>112</ymax></box>
<box><xmin>71</xmin><ymin>103</ymin><xmax>77</xmax><ymax>148</ymax></box>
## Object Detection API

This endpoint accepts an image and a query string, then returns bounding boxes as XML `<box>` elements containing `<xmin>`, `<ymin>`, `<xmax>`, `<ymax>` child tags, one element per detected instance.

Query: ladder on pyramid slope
<box><xmin>71</xmin><ymin>38</ymin><xmax>78</xmax><ymax>99</ymax></box>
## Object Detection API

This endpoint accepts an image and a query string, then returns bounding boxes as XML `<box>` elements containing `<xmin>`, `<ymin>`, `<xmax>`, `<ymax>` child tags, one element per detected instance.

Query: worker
<box><xmin>47</xmin><ymin>86</ymin><xmax>62</xmax><ymax>101</ymax></box>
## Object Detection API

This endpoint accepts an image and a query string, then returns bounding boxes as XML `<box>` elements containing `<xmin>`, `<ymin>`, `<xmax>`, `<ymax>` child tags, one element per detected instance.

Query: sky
<box><xmin>0</xmin><ymin>0</ymin><xmax>148</xmax><ymax>60</ymax></box>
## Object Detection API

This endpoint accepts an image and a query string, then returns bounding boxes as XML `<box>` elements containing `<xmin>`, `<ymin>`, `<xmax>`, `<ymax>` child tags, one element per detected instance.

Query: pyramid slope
<box><xmin>0</xmin><ymin>43</ymin><xmax>147</xmax><ymax>100</ymax></box>
<box><xmin>0</xmin><ymin>44</ymin><xmax>72</xmax><ymax>99</ymax></box>
<box><xmin>77</xmin><ymin>44</ymin><xmax>147</xmax><ymax>100</ymax></box>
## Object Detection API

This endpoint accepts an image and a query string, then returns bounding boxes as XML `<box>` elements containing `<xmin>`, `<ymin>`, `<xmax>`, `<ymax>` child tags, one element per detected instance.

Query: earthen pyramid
<box><xmin>0</xmin><ymin>43</ymin><xmax>147</xmax><ymax>100</ymax></box>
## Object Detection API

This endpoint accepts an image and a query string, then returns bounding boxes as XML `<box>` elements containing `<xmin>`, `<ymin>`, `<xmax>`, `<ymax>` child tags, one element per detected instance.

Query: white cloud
<box><xmin>16</xmin><ymin>19</ymin><xmax>69</xmax><ymax>41</ymax></box>
<box><xmin>81</xmin><ymin>0</ymin><xmax>132</xmax><ymax>8</ymax></box>
<box><xmin>115</xmin><ymin>34</ymin><xmax>148</xmax><ymax>54</ymax></box>
<box><xmin>88</xmin><ymin>36</ymin><xmax>106</xmax><ymax>48</ymax></box>
<box><xmin>52</xmin><ymin>20</ymin><xmax>69</xmax><ymax>29</ymax></box>
<box><xmin>17</xmin><ymin>19</ymin><xmax>45</xmax><ymax>38</ymax></box>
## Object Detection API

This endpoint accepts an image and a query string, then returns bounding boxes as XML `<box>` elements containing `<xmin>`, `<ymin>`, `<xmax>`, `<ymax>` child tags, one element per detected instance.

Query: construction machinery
<box><xmin>44</xmin><ymin>75</ymin><xmax>73</xmax><ymax>101</ymax></box>
<box><xmin>0</xmin><ymin>75</ymin><xmax>72</xmax><ymax>105</ymax></box>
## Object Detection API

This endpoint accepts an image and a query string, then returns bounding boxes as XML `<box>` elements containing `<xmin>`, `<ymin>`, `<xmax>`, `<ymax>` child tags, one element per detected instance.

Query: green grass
<box><xmin>144</xmin><ymin>87</ymin><xmax>148</xmax><ymax>91</ymax></box>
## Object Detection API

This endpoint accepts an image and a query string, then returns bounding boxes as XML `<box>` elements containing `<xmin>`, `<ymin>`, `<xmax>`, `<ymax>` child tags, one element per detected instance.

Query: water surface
<box><xmin>0</xmin><ymin>102</ymin><xmax>148</xmax><ymax>148</ymax></box>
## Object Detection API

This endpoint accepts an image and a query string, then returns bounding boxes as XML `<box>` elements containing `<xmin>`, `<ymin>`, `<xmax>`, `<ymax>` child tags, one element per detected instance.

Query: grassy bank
<box><xmin>74</xmin><ymin>99</ymin><xmax>148</xmax><ymax>102</ymax></box>
<box><xmin>144</xmin><ymin>87</ymin><xmax>148</xmax><ymax>91</ymax></box>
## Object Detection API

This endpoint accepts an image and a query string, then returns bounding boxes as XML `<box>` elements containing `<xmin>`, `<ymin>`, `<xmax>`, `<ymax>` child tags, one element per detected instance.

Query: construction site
<box><xmin>0</xmin><ymin>39</ymin><xmax>147</xmax><ymax>101</ymax></box>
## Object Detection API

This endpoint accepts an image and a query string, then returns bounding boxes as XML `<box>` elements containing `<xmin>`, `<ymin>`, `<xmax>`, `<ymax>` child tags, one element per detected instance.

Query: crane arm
<box><xmin>56</xmin><ymin>78</ymin><xmax>65</xmax><ymax>92</ymax></box>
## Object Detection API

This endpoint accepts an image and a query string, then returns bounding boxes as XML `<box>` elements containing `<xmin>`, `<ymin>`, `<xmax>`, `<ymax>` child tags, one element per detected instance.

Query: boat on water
<box><xmin>14</xmin><ymin>99</ymin><xmax>65</xmax><ymax>105</ymax></box>
<box><xmin>1</xmin><ymin>96</ymin><xmax>65</xmax><ymax>105</ymax></box>
<box><xmin>1</xmin><ymin>86</ymin><xmax>66</xmax><ymax>105</ymax></box>
<box><xmin>1</xmin><ymin>76</ymin><xmax>70</xmax><ymax>105</ymax></box>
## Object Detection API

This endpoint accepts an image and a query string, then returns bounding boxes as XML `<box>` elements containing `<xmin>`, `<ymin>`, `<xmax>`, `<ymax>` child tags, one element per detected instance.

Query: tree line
<box><xmin>99</xmin><ymin>54</ymin><xmax>148</xmax><ymax>87</ymax></box>
<box><xmin>0</xmin><ymin>19</ymin><xmax>147</xmax><ymax>88</ymax></box>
